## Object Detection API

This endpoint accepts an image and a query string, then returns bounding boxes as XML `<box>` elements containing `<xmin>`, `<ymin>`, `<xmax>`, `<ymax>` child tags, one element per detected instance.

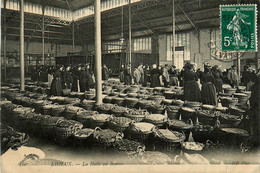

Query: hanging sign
<box><xmin>220</xmin><ymin>4</ymin><xmax>257</xmax><ymax>52</ymax></box>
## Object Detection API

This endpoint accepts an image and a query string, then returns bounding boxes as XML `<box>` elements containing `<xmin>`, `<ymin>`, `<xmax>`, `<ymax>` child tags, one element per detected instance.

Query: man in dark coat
<box><xmin>102</xmin><ymin>64</ymin><xmax>109</xmax><ymax>81</ymax></box>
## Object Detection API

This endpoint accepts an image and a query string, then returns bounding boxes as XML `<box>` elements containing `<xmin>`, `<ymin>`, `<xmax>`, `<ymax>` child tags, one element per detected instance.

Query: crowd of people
<box><xmin>31</xmin><ymin>62</ymin><xmax>259</xmax><ymax>106</ymax></box>
<box><xmin>118</xmin><ymin>62</ymin><xmax>259</xmax><ymax>107</ymax></box>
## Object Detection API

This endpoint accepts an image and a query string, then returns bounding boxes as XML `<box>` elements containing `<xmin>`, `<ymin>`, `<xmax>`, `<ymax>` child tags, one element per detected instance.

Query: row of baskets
<box><xmin>1</xmin><ymin>97</ymin><xmax>250</xmax><ymax>151</ymax></box>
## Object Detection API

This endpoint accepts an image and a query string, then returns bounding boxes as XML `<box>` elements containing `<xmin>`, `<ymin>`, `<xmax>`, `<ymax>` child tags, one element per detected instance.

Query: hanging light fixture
<box><xmin>120</xmin><ymin>6</ymin><xmax>124</xmax><ymax>44</ymax></box>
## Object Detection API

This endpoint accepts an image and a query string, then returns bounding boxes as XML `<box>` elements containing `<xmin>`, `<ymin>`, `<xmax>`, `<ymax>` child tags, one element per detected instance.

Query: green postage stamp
<box><xmin>220</xmin><ymin>4</ymin><xmax>257</xmax><ymax>52</ymax></box>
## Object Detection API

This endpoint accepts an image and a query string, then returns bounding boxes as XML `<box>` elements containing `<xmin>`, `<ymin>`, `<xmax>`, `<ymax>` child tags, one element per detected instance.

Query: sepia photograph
<box><xmin>0</xmin><ymin>0</ymin><xmax>260</xmax><ymax>172</ymax></box>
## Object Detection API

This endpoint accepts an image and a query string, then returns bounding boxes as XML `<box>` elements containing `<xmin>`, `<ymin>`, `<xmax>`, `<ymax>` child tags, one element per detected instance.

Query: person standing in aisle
<box><xmin>241</xmin><ymin>66</ymin><xmax>251</xmax><ymax>89</ymax></box>
<box><xmin>138</xmin><ymin>64</ymin><xmax>144</xmax><ymax>85</ymax></box>
<box><xmin>162</xmin><ymin>65</ymin><xmax>170</xmax><ymax>87</ymax></box>
<box><xmin>79</xmin><ymin>66</ymin><xmax>87</xmax><ymax>92</ymax></box>
<box><xmin>227</xmin><ymin>65</ymin><xmax>239</xmax><ymax>88</ymax></box>
<box><xmin>50</xmin><ymin>66</ymin><xmax>62</xmax><ymax>96</ymax></box>
<box><xmin>124</xmin><ymin>65</ymin><xmax>132</xmax><ymax>85</ymax></box>
<box><xmin>64</xmin><ymin>66</ymin><xmax>73</xmax><ymax>90</ymax></box>
<box><xmin>183</xmin><ymin>62</ymin><xmax>201</xmax><ymax>102</ymax></box>
<box><xmin>59</xmin><ymin>65</ymin><xmax>65</xmax><ymax>89</ymax></box>
<box><xmin>71</xmin><ymin>65</ymin><xmax>81</xmax><ymax>92</ymax></box>
<box><xmin>201</xmin><ymin>65</ymin><xmax>217</xmax><ymax>106</ymax></box>
<box><xmin>143</xmin><ymin>65</ymin><xmax>148</xmax><ymax>86</ymax></box>
<box><xmin>133</xmin><ymin>67</ymin><xmax>141</xmax><ymax>85</ymax></box>
<box><xmin>249</xmin><ymin>71</ymin><xmax>260</xmax><ymax>147</ymax></box>
<box><xmin>86</xmin><ymin>63</ymin><xmax>94</xmax><ymax>91</ymax></box>
<box><xmin>102</xmin><ymin>64</ymin><xmax>109</xmax><ymax>81</ymax></box>
<box><xmin>212</xmin><ymin>65</ymin><xmax>223</xmax><ymax>94</ymax></box>
<box><xmin>150</xmin><ymin>64</ymin><xmax>160</xmax><ymax>87</ymax></box>
<box><xmin>119</xmin><ymin>64</ymin><xmax>125</xmax><ymax>83</ymax></box>
<box><xmin>168</xmin><ymin>65</ymin><xmax>179</xmax><ymax>86</ymax></box>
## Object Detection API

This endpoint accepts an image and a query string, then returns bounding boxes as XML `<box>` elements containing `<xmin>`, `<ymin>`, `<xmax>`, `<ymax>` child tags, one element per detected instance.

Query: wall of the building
<box><xmin>1</xmin><ymin>39</ymin><xmax>83</xmax><ymax>57</ymax></box>
<box><xmin>158</xmin><ymin>28</ymin><xmax>259</xmax><ymax>71</ymax></box>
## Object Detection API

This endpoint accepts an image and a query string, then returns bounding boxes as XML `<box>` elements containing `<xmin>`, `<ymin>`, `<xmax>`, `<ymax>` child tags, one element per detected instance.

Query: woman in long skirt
<box><xmin>183</xmin><ymin>63</ymin><xmax>201</xmax><ymax>102</ymax></box>
<box><xmin>212</xmin><ymin>65</ymin><xmax>223</xmax><ymax>93</ymax></box>
<box><xmin>50</xmin><ymin>67</ymin><xmax>62</xmax><ymax>96</ymax></box>
<box><xmin>150</xmin><ymin>64</ymin><xmax>160</xmax><ymax>87</ymax></box>
<box><xmin>201</xmin><ymin>65</ymin><xmax>217</xmax><ymax>105</ymax></box>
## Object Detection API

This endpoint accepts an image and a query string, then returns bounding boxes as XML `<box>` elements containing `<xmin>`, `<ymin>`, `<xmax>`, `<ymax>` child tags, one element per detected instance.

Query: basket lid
<box><xmin>181</xmin><ymin>142</ymin><xmax>205</xmax><ymax>151</ymax></box>
<box><xmin>155</xmin><ymin>129</ymin><xmax>185</xmax><ymax>142</ymax></box>
<box><xmin>144</xmin><ymin>114</ymin><xmax>165</xmax><ymax>122</ymax></box>
<box><xmin>181</xmin><ymin>107</ymin><xmax>195</xmax><ymax>112</ymax></box>
<box><xmin>220</xmin><ymin>128</ymin><xmax>249</xmax><ymax>136</ymax></box>
<box><xmin>131</xmin><ymin>122</ymin><xmax>155</xmax><ymax>132</ymax></box>
<box><xmin>168</xmin><ymin>119</ymin><xmax>193</xmax><ymax>129</ymax></box>
<box><xmin>110</xmin><ymin>117</ymin><xmax>132</xmax><ymax>125</ymax></box>
<box><xmin>140</xmin><ymin>151</ymin><xmax>172</xmax><ymax>164</ymax></box>
<box><xmin>90</xmin><ymin>114</ymin><xmax>111</xmax><ymax>121</ymax></box>
<box><xmin>201</xmin><ymin>104</ymin><xmax>215</xmax><ymax>109</ymax></box>
<box><xmin>74</xmin><ymin>128</ymin><xmax>94</xmax><ymax>138</ymax></box>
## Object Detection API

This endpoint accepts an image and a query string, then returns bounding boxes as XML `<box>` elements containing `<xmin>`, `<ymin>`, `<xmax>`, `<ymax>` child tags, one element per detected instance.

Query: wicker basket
<box><xmin>218</xmin><ymin>113</ymin><xmax>242</xmax><ymax>125</ymax></box>
<box><xmin>181</xmin><ymin>142</ymin><xmax>205</xmax><ymax>154</ymax></box>
<box><xmin>62</xmin><ymin>89</ymin><xmax>71</xmax><ymax>96</ymax></box>
<box><xmin>128</xmin><ymin>122</ymin><xmax>156</xmax><ymax>143</ymax></box>
<box><xmin>148</xmin><ymin>105</ymin><xmax>165</xmax><ymax>114</ymax></box>
<box><xmin>30</xmin><ymin>114</ymin><xmax>50</xmax><ymax>136</ymax></box>
<box><xmin>124</xmin><ymin>109</ymin><xmax>149</xmax><ymax>122</ymax></box>
<box><xmin>215</xmin><ymin>127</ymin><xmax>249</xmax><ymax>146</ymax></box>
<box><xmin>155</xmin><ymin>129</ymin><xmax>185</xmax><ymax>150</ymax></box>
<box><xmin>72</xmin><ymin>128</ymin><xmax>95</xmax><ymax>148</ymax></box>
<box><xmin>41</xmin><ymin>117</ymin><xmax>65</xmax><ymax>140</ymax></box>
<box><xmin>80</xmin><ymin>100</ymin><xmax>96</xmax><ymax>110</ymax></box>
<box><xmin>64</xmin><ymin>105</ymin><xmax>85</xmax><ymax>120</ymax></box>
<box><xmin>138</xmin><ymin>100</ymin><xmax>155</xmax><ymax>110</ymax></box>
<box><xmin>113</xmin><ymin>97</ymin><xmax>125</xmax><ymax>106</ymax></box>
<box><xmin>96</xmin><ymin>103</ymin><xmax>114</xmax><ymax>114</ymax></box>
<box><xmin>180</xmin><ymin>107</ymin><xmax>196</xmax><ymax>123</ymax></box>
<box><xmin>110</xmin><ymin>105</ymin><xmax>129</xmax><ymax>117</ymax></box>
<box><xmin>143</xmin><ymin>114</ymin><xmax>168</xmax><ymax>128</ymax></box>
<box><xmin>191</xmin><ymin>123</ymin><xmax>215</xmax><ymax>143</ymax></box>
<box><xmin>88</xmin><ymin>114</ymin><xmax>112</xmax><ymax>129</ymax></box>
<box><xmin>42</xmin><ymin>104</ymin><xmax>53</xmax><ymax>115</ymax></box>
<box><xmin>54</xmin><ymin>120</ymin><xmax>83</xmax><ymax>146</ymax></box>
<box><xmin>51</xmin><ymin>103</ymin><xmax>66</xmax><ymax>117</ymax></box>
<box><xmin>92</xmin><ymin>128</ymin><xmax>123</xmax><ymax>150</ymax></box>
<box><xmin>107</xmin><ymin>116</ymin><xmax>133</xmax><ymax>132</ymax></box>
<box><xmin>195</xmin><ymin>110</ymin><xmax>217</xmax><ymax>126</ymax></box>
<box><xmin>224</xmin><ymin>88</ymin><xmax>237</xmax><ymax>95</ymax></box>
<box><xmin>167</xmin><ymin>119</ymin><xmax>193</xmax><ymax>142</ymax></box>
<box><xmin>125</xmin><ymin>97</ymin><xmax>139</xmax><ymax>108</ymax></box>
<box><xmin>75</xmin><ymin>110</ymin><xmax>98</xmax><ymax>127</ymax></box>
<box><xmin>166</xmin><ymin>106</ymin><xmax>180</xmax><ymax>120</ymax></box>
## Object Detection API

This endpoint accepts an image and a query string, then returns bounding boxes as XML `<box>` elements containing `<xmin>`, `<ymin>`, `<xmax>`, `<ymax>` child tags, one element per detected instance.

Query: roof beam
<box><xmin>6</xmin><ymin>33</ymin><xmax>74</xmax><ymax>41</ymax></box>
<box><xmin>4</xmin><ymin>26</ymin><xmax>73</xmax><ymax>36</ymax></box>
<box><xmin>178</xmin><ymin>5</ymin><xmax>199</xmax><ymax>32</ymax></box>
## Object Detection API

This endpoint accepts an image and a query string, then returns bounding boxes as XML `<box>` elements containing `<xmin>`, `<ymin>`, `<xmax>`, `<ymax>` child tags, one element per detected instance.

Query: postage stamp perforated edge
<box><xmin>219</xmin><ymin>4</ymin><xmax>258</xmax><ymax>53</ymax></box>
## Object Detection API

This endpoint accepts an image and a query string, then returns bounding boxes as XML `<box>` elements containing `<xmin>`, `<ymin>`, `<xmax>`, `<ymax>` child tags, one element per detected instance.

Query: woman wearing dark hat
<box><xmin>183</xmin><ymin>62</ymin><xmax>201</xmax><ymax>102</ymax></box>
<box><xmin>201</xmin><ymin>65</ymin><xmax>217</xmax><ymax>105</ymax></box>
<box><xmin>212</xmin><ymin>65</ymin><xmax>223</xmax><ymax>93</ymax></box>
